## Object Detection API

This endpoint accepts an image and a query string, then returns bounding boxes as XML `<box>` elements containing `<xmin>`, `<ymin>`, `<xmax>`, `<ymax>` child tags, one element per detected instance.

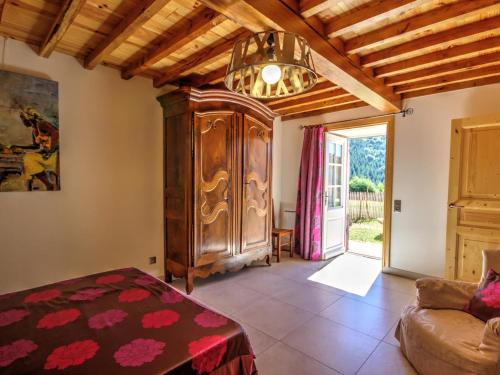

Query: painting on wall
<box><xmin>0</xmin><ymin>70</ymin><xmax>60</xmax><ymax>192</ymax></box>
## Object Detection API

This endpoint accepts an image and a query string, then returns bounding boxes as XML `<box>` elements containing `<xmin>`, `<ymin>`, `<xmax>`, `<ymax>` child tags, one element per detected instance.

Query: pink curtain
<box><xmin>294</xmin><ymin>125</ymin><xmax>325</xmax><ymax>260</ymax></box>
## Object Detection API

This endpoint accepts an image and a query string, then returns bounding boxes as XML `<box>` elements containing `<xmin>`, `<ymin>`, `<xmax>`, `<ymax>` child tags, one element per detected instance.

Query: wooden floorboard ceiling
<box><xmin>0</xmin><ymin>0</ymin><xmax>498</xmax><ymax>119</ymax></box>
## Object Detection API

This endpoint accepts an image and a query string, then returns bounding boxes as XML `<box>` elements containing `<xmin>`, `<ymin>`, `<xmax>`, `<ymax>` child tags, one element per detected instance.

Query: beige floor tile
<box><xmin>374</xmin><ymin>273</ymin><xmax>417</xmax><ymax>295</ymax></box>
<box><xmin>192</xmin><ymin>283</ymin><xmax>265</xmax><ymax>315</ymax></box>
<box><xmin>235</xmin><ymin>297</ymin><xmax>313</xmax><ymax>339</ymax></box>
<box><xmin>346</xmin><ymin>285</ymin><xmax>415</xmax><ymax>313</ymax></box>
<box><xmin>256</xmin><ymin>342</ymin><xmax>341</xmax><ymax>375</ymax></box>
<box><xmin>235</xmin><ymin>271</ymin><xmax>303</xmax><ymax>297</ymax></box>
<box><xmin>241</xmin><ymin>323</ymin><xmax>277</xmax><ymax>355</ymax></box>
<box><xmin>273</xmin><ymin>283</ymin><xmax>342</xmax><ymax>313</ymax></box>
<box><xmin>283</xmin><ymin>316</ymin><xmax>379</xmax><ymax>375</ymax></box>
<box><xmin>320</xmin><ymin>298</ymin><xmax>400</xmax><ymax>339</ymax></box>
<box><xmin>357</xmin><ymin>342</ymin><xmax>417</xmax><ymax>375</ymax></box>
<box><xmin>383</xmin><ymin>320</ymin><xmax>402</xmax><ymax>347</ymax></box>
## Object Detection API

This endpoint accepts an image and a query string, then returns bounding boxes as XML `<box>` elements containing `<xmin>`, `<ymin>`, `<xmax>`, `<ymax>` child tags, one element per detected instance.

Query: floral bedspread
<box><xmin>0</xmin><ymin>268</ymin><xmax>256</xmax><ymax>374</ymax></box>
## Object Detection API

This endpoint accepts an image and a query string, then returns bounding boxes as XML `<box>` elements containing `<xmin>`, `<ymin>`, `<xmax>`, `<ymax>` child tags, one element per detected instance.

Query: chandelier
<box><xmin>224</xmin><ymin>31</ymin><xmax>317</xmax><ymax>99</ymax></box>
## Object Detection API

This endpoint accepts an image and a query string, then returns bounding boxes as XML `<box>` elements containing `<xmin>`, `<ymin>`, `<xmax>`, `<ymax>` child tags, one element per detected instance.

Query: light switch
<box><xmin>394</xmin><ymin>200</ymin><xmax>402</xmax><ymax>212</ymax></box>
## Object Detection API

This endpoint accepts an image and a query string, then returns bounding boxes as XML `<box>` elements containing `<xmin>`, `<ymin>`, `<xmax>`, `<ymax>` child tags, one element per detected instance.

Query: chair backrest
<box><xmin>482</xmin><ymin>249</ymin><xmax>500</xmax><ymax>281</ymax></box>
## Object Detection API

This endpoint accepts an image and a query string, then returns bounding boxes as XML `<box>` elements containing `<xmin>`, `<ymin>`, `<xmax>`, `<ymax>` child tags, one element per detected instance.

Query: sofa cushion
<box><xmin>466</xmin><ymin>268</ymin><xmax>500</xmax><ymax>322</ymax></box>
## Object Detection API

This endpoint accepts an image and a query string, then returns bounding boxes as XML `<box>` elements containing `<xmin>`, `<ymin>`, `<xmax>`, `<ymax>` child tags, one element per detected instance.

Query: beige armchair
<box><xmin>396</xmin><ymin>250</ymin><xmax>500</xmax><ymax>375</ymax></box>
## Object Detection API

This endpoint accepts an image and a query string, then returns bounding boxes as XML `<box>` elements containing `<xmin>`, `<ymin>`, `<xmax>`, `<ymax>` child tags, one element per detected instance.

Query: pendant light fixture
<box><xmin>224</xmin><ymin>31</ymin><xmax>317</xmax><ymax>99</ymax></box>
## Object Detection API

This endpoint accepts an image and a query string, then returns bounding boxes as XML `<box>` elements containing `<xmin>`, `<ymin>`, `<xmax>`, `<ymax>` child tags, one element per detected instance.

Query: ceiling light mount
<box><xmin>225</xmin><ymin>31</ymin><xmax>317</xmax><ymax>99</ymax></box>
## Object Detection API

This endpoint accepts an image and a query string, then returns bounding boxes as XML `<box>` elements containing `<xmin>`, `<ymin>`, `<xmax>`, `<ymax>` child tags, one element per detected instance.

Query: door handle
<box><xmin>448</xmin><ymin>203</ymin><xmax>465</xmax><ymax>209</ymax></box>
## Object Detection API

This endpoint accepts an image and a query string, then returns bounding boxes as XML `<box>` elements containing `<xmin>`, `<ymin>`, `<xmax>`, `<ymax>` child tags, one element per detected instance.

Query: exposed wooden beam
<box><xmin>270</xmin><ymin>89</ymin><xmax>349</xmax><ymax>111</ymax></box>
<box><xmin>122</xmin><ymin>6</ymin><xmax>226</xmax><ymax>79</ymax></box>
<box><xmin>374</xmin><ymin>36</ymin><xmax>500</xmax><ymax>78</ymax></box>
<box><xmin>0</xmin><ymin>1</ymin><xmax>7</xmax><ymax>24</ymax></box>
<box><xmin>361</xmin><ymin>15</ymin><xmax>500</xmax><ymax>67</ymax></box>
<box><xmin>281</xmin><ymin>101</ymin><xmax>368</xmax><ymax>120</ymax></box>
<box><xmin>300</xmin><ymin>0</ymin><xmax>338</xmax><ymax>18</ymax></box>
<box><xmin>85</xmin><ymin>0</ymin><xmax>172</xmax><ymax>70</ymax></box>
<box><xmin>153</xmin><ymin>28</ymin><xmax>250</xmax><ymax>88</ymax></box>
<box><xmin>266</xmin><ymin>81</ymin><xmax>338</xmax><ymax>105</ymax></box>
<box><xmin>385</xmin><ymin>51</ymin><xmax>500</xmax><ymax>86</ymax></box>
<box><xmin>346</xmin><ymin>0</ymin><xmax>499</xmax><ymax>54</ymax></box>
<box><xmin>325</xmin><ymin>0</ymin><xmax>420</xmax><ymax>38</ymax></box>
<box><xmin>279</xmin><ymin>95</ymin><xmax>362</xmax><ymax>115</ymax></box>
<box><xmin>182</xmin><ymin>65</ymin><xmax>228</xmax><ymax>87</ymax></box>
<box><xmin>39</xmin><ymin>0</ymin><xmax>86</xmax><ymax>58</ymax></box>
<box><xmin>401</xmin><ymin>75</ymin><xmax>500</xmax><ymax>99</ymax></box>
<box><xmin>394</xmin><ymin>65</ymin><xmax>500</xmax><ymax>94</ymax></box>
<box><xmin>199</xmin><ymin>0</ymin><xmax>400</xmax><ymax>112</ymax></box>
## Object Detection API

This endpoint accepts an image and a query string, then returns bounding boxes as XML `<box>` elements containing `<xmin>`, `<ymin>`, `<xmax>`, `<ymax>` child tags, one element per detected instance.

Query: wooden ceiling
<box><xmin>0</xmin><ymin>0</ymin><xmax>499</xmax><ymax>120</ymax></box>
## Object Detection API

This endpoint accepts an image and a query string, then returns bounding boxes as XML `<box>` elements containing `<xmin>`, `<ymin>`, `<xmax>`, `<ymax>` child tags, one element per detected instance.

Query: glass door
<box><xmin>322</xmin><ymin>133</ymin><xmax>348</xmax><ymax>259</ymax></box>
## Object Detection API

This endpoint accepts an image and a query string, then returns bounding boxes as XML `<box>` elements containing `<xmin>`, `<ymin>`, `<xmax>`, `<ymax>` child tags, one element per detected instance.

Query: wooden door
<box><xmin>241</xmin><ymin>114</ymin><xmax>272</xmax><ymax>253</ymax></box>
<box><xmin>446</xmin><ymin>115</ymin><xmax>500</xmax><ymax>281</ymax></box>
<box><xmin>193</xmin><ymin>112</ymin><xmax>236</xmax><ymax>266</ymax></box>
<box><xmin>322</xmin><ymin>133</ymin><xmax>348</xmax><ymax>259</ymax></box>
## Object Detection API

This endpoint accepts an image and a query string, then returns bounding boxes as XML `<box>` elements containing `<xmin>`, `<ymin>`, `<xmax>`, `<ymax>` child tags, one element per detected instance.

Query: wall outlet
<box><xmin>394</xmin><ymin>199</ymin><xmax>402</xmax><ymax>212</ymax></box>
<box><xmin>149</xmin><ymin>256</ymin><xmax>157</xmax><ymax>265</ymax></box>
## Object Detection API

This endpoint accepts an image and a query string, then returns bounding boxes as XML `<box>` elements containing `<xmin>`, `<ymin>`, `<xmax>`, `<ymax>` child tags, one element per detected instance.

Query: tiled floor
<box><xmin>170</xmin><ymin>254</ymin><xmax>418</xmax><ymax>375</ymax></box>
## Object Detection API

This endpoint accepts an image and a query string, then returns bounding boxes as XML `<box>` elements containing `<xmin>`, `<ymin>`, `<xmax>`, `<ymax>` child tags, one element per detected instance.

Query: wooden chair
<box><xmin>271</xmin><ymin>202</ymin><xmax>295</xmax><ymax>262</ymax></box>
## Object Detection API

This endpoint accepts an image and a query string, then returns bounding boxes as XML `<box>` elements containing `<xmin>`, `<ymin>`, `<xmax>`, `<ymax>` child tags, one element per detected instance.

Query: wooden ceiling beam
<box><xmin>198</xmin><ymin>0</ymin><xmax>400</xmax><ymax>112</ymax></box>
<box><xmin>122</xmin><ymin>6</ymin><xmax>226</xmax><ymax>79</ymax></box>
<box><xmin>374</xmin><ymin>36</ymin><xmax>500</xmax><ymax>78</ymax></box>
<box><xmin>266</xmin><ymin>81</ymin><xmax>338</xmax><ymax>105</ymax></box>
<box><xmin>39</xmin><ymin>0</ymin><xmax>86</xmax><ymax>58</ymax></box>
<box><xmin>394</xmin><ymin>65</ymin><xmax>500</xmax><ymax>94</ymax></box>
<box><xmin>278</xmin><ymin>94</ymin><xmax>362</xmax><ymax>115</ymax></box>
<box><xmin>325</xmin><ymin>0</ymin><xmax>420</xmax><ymax>38</ymax></box>
<box><xmin>181</xmin><ymin>65</ymin><xmax>228</xmax><ymax>87</ymax></box>
<box><xmin>153</xmin><ymin>28</ymin><xmax>250</xmax><ymax>88</ymax></box>
<box><xmin>281</xmin><ymin>101</ymin><xmax>368</xmax><ymax>120</ymax></box>
<box><xmin>84</xmin><ymin>0</ymin><xmax>172</xmax><ymax>70</ymax></box>
<box><xmin>300</xmin><ymin>0</ymin><xmax>338</xmax><ymax>18</ymax></box>
<box><xmin>401</xmin><ymin>75</ymin><xmax>500</xmax><ymax>99</ymax></box>
<box><xmin>385</xmin><ymin>51</ymin><xmax>500</xmax><ymax>86</ymax></box>
<box><xmin>361</xmin><ymin>15</ymin><xmax>500</xmax><ymax>67</ymax></box>
<box><xmin>346</xmin><ymin>0</ymin><xmax>499</xmax><ymax>54</ymax></box>
<box><xmin>270</xmin><ymin>89</ymin><xmax>349</xmax><ymax>111</ymax></box>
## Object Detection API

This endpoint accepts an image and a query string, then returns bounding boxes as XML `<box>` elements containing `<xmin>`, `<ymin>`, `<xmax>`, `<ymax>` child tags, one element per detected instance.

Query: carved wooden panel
<box><xmin>193</xmin><ymin>112</ymin><xmax>235</xmax><ymax>266</ymax></box>
<box><xmin>241</xmin><ymin>114</ymin><xmax>272</xmax><ymax>253</ymax></box>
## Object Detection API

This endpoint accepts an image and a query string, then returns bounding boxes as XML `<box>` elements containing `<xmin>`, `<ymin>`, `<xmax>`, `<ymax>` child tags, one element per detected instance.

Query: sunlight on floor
<box><xmin>308</xmin><ymin>253</ymin><xmax>381</xmax><ymax>296</ymax></box>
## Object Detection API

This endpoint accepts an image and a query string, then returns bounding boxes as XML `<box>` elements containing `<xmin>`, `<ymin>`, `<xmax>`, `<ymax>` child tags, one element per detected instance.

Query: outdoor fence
<box><xmin>348</xmin><ymin>191</ymin><xmax>384</xmax><ymax>222</ymax></box>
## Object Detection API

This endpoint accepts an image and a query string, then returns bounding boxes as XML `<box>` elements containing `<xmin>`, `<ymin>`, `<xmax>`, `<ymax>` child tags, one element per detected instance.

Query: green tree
<box><xmin>349</xmin><ymin>176</ymin><xmax>377</xmax><ymax>192</ymax></box>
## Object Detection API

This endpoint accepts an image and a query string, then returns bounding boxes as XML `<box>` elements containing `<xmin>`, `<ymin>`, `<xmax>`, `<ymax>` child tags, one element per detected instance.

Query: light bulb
<box><xmin>262</xmin><ymin>64</ymin><xmax>281</xmax><ymax>84</ymax></box>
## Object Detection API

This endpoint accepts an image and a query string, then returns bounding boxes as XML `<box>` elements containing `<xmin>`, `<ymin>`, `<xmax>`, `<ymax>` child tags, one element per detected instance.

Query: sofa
<box><xmin>396</xmin><ymin>249</ymin><xmax>500</xmax><ymax>375</ymax></box>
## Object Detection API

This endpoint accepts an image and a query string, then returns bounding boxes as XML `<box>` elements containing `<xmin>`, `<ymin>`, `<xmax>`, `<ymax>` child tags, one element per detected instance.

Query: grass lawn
<box><xmin>349</xmin><ymin>219</ymin><xmax>383</xmax><ymax>243</ymax></box>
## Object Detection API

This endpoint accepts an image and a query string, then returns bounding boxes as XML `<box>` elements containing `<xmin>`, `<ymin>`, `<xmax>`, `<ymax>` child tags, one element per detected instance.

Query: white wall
<box><xmin>277</xmin><ymin>83</ymin><xmax>500</xmax><ymax>277</ymax></box>
<box><xmin>0</xmin><ymin>40</ymin><xmax>164</xmax><ymax>293</ymax></box>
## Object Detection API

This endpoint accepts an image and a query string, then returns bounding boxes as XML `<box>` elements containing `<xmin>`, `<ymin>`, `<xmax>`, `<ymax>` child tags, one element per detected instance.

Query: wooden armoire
<box><xmin>157</xmin><ymin>87</ymin><xmax>276</xmax><ymax>294</ymax></box>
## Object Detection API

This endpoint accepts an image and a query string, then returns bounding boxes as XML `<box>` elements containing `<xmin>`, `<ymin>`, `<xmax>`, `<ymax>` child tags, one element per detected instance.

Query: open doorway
<box><xmin>311</xmin><ymin>116</ymin><xmax>394</xmax><ymax>295</ymax></box>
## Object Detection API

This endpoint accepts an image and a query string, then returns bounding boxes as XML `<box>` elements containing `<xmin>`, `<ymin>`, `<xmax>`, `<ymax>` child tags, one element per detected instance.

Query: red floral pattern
<box><xmin>142</xmin><ymin>309</ymin><xmax>180</xmax><ymax>328</ymax></box>
<box><xmin>24</xmin><ymin>289</ymin><xmax>61</xmax><ymax>303</ymax></box>
<box><xmin>195</xmin><ymin>310</ymin><xmax>228</xmax><ymax>328</ymax></box>
<box><xmin>58</xmin><ymin>277</ymin><xmax>84</xmax><ymax>286</ymax></box>
<box><xmin>134</xmin><ymin>275</ymin><xmax>157</xmax><ymax>286</ymax></box>
<box><xmin>69</xmin><ymin>288</ymin><xmax>106</xmax><ymax>301</ymax></box>
<box><xmin>44</xmin><ymin>340</ymin><xmax>99</xmax><ymax>370</ymax></box>
<box><xmin>480</xmin><ymin>279</ymin><xmax>500</xmax><ymax>308</ymax></box>
<box><xmin>160</xmin><ymin>289</ymin><xmax>184</xmax><ymax>304</ymax></box>
<box><xmin>189</xmin><ymin>336</ymin><xmax>228</xmax><ymax>374</ymax></box>
<box><xmin>37</xmin><ymin>308</ymin><xmax>80</xmax><ymax>329</ymax></box>
<box><xmin>0</xmin><ymin>309</ymin><xmax>30</xmax><ymax>327</ymax></box>
<box><xmin>0</xmin><ymin>340</ymin><xmax>38</xmax><ymax>367</ymax></box>
<box><xmin>96</xmin><ymin>274</ymin><xmax>125</xmax><ymax>285</ymax></box>
<box><xmin>88</xmin><ymin>309</ymin><xmax>128</xmax><ymax>329</ymax></box>
<box><xmin>114</xmin><ymin>339</ymin><xmax>165</xmax><ymax>367</ymax></box>
<box><xmin>118</xmin><ymin>288</ymin><xmax>150</xmax><ymax>303</ymax></box>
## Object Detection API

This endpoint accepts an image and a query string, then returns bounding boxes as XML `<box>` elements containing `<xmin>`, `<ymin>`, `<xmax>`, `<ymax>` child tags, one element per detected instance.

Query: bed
<box><xmin>0</xmin><ymin>267</ymin><xmax>256</xmax><ymax>374</ymax></box>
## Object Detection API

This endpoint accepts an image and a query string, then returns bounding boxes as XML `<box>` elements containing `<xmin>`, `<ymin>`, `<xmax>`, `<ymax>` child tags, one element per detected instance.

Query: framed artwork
<box><xmin>0</xmin><ymin>70</ymin><xmax>60</xmax><ymax>191</ymax></box>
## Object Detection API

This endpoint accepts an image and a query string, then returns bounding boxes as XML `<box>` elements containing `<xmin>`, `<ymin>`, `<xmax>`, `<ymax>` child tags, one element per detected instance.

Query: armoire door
<box><xmin>241</xmin><ymin>114</ymin><xmax>272</xmax><ymax>253</ymax></box>
<box><xmin>193</xmin><ymin>111</ymin><xmax>236</xmax><ymax>266</ymax></box>
<box><xmin>445</xmin><ymin>114</ymin><xmax>500</xmax><ymax>281</ymax></box>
